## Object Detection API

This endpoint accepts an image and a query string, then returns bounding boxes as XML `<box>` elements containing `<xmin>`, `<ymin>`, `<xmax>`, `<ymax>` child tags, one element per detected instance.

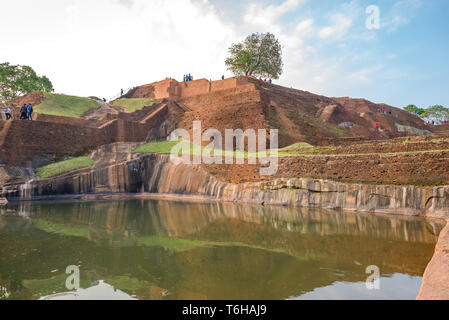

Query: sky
<box><xmin>0</xmin><ymin>0</ymin><xmax>448</xmax><ymax>108</ymax></box>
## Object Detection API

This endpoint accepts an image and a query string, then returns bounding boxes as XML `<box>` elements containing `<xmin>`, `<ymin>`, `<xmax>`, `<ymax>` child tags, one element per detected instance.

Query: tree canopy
<box><xmin>225</xmin><ymin>32</ymin><xmax>283</xmax><ymax>79</ymax></box>
<box><xmin>422</xmin><ymin>105</ymin><xmax>449</xmax><ymax>122</ymax></box>
<box><xmin>404</xmin><ymin>104</ymin><xmax>449</xmax><ymax>122</ymax></box>
<box><xmin>404</xmin><ymin>104</ymin><xmax>425</xmax><ymax>116</ymax></box>
<box><xmin>0</xmin><ymin>62</ymin><xmax>54</xmax><ymax>105</ymax></box>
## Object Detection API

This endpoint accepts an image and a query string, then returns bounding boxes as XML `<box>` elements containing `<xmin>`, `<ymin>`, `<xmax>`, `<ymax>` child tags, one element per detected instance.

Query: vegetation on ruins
<box><xmin>111</xmin><ymin>98</ymin><xmax>157</xmax><ymax>113</ymax></box>
<box><xmin>225</xmin><ymin>32</ymin><xmax>283</xmax><ymax>79</ymax></box>
<box><xmin>0</xmin><ymin>62</ymin><xmax>53</xmax><ymax>104</ymax></box>
<box><xmin>35</xmin><ymin>92</ymin><xmax>100</xmax><ymax>118</ymax></box>
<box><xmin>36</xmin><ymin>156</ymin><xmax>94</xmax><ymax>178</ymax></box>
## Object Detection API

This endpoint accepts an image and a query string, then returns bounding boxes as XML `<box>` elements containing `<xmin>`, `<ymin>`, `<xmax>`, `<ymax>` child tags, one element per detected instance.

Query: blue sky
<box><xmin>0</xmin><ymin>0</ymin><xmax>447</xmax><ymax>108</ymax></box>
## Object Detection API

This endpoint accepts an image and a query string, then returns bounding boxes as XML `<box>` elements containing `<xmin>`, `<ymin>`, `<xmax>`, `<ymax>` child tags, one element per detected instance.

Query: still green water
<box><xmin>0</xmin><ymin>199</ymin><xmax>444</xmax><ymax>300</ymax></box>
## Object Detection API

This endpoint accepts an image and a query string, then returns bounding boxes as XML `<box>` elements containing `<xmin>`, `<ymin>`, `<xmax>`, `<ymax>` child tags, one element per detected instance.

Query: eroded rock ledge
<box><xmin>2</xmin><ymin>153</ymin><xmax>449</xmax><ymax>219</ymax></box>
<box><xmin>2</xmin><ymin>151</ymin><xmax>449</xmax><ymax>299</ymax></box>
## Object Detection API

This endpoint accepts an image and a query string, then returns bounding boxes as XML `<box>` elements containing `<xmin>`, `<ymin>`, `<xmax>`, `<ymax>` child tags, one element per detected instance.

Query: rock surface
<box><xmin>3</xmin><ymin>150</ymin><xmax>449</xmax><ymax>220</ymax></box>
<box><xmin>418</xmin><ymin>222</ymin><xmax>449</xmax><ymax>300</ymax></box>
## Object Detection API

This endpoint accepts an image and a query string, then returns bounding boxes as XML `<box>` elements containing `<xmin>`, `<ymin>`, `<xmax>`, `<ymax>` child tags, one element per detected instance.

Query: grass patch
<box><xmin>132</xmin><ymin>140</ymin><xmax>182</xmax><ymax>154</ymax></box>
<box><xmin>35</xmin><ymin>93</ymin><xmax>100</xmax><ymax>118</ymax></box>
<box><xmin>105</xmin><ymin>276</ymin><xmax>152</xmax><ymax>292</ymax></box>
<box><xmin>279</xmin><ymin>148</ymin><xmax>449</xmax><ymax>158</ymax></box>
<box><xmin>131</xmin><ymin>235</ymin><xmax>317</xmax><ymax>260</ymax></box>
<box><xmin>23</xmin><ymin>273</ymin><xmax>73</xmax><ymax>299</ymax></box>
<box><xmin>279</xmin><ymin>142</ymin><xmax>314</xmax><ymax>152</ymax></box>
<box><xmin>132</xmin><ymin>236</ymin><xmax>216</xmax><ymax>252</ymax></box>
<box><xmin>111</xmin><ymin>98</ymin><xmax>157</xmax><ymax>113</ymax></box>
<box><xmin>132</xmin><ymin>140</ymin><xmax>278</xmax><ymax>159</ymax></box>
<box><xmin>36</xmin><ymin>156</ymin><xmax>94</xmax><ymax>179</ymax></box>
<box><xmin>133</xmin><ymin>141</ymin><xmax>449</xmax><ymax>159</ymax></box>
<box><xmin>33</xmin><ymin>219</ymin><xmax>90</xmax><ymax>238</ymax></box>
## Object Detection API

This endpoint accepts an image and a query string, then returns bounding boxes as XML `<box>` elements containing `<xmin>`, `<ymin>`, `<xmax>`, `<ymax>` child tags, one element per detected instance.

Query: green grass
<box><xmin>35</xmin><ymin>93</ymin><xmax>100</xmax><ymax>118</ymax></box>
<box><xmin>132</xmin><ymin>236</ymin><xmax>216</xmax><ymax>252</ymax></box>
<box><xmin>23</xmin><ymin>273</ymin><xmax>73</xmax><ymax>299</ymax></box>
<box><xmin>132</xmin><ymin>140</ymin><xmax>182</xmax><ymax>154</ymax></box>
<box><xmin>36</xmin><ymin>156</ymin><xmax>94</xmax><ymax>179</ymax></box>
<box><xmin>111</xmin><ymin>98</ymin><xmax>157</xmax><ymax>113</ymax></box>
<box><xmin>131</xmin><ymin>236</ymin><xmax>317</xmax><ymax>260</ymax></box>
<box><xmin>33</xmin><ymin>219</ymin><xmax>90</xmax><ymax>238</ymax></box>
<box><xmin>132</xmin><ymin>140</ymin><xmax>449</xmax><ymax>159</ymax></box>
<box><xmin>279</xmin><ymin>148</ymin><xmax>449</xmax><ymax>158</ymax></box>
<box><xmin>31</xmin><ymin>216</ymin><xmax>316</xmax><ymax>261</ymax></box>
<box><xmin>105</xmin><ymin>276</ymin><xmax>152</xmax><ymax>292</ymax></box>
<box><xmin>133</xmin><ymin>140</ymin><xmax>279</xmax><ymax>159</ymax></box>
<box><xmin>279</xmin><ymin>142</ymin><xmax>314</xmax><ymax>152</ymax></box>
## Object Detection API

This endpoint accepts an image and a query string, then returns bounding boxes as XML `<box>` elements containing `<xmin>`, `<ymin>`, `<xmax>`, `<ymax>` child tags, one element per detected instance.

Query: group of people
<box><xmin>182</xmin><ymin>74</ymin><xmax>273</xmax><ymax>83</ymax></box>
<box><xmin>20</xmin><ymin>104</ymin><xmax>33</xmax><ymax>120</ymax></box>
<box><xmin>378</xmin><ymin>107</ymin><xmax>392</xmax><ymax>115</ymax></box>
<box><xmin>4</xmin><ymin>104</ymin><xmax>33</xmax><ymax>120</ymax></box>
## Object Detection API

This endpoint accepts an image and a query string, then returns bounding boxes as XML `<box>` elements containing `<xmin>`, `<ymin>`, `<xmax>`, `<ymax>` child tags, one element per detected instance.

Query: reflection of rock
<box><xmin>40</xmin><ymin>281</ymin><xmax>136</xmax><ymax>300</ymax></box>
<box><xmin>13</xmin><ymin>200</ymin><xmax>443</xmax><ymax>245</ymax></box>
<box><xmin>0</xmin><ymin>200</ymin><xmax>440</xmax><ymax>300</ymax></box>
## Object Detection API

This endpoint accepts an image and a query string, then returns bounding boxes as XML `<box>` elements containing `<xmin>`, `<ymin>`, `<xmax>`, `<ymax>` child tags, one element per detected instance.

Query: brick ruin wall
<box><xmin>0</xmin><ymin>115</ymin><xmax>163</xmax><ymax>168</ymax></box>
<box><xmin>0</xmin><ymin>79</ymin><xmax>257</xmax><ymax>168</ymax></box>
<box><xmin>129</xmin><ymin>77</ymin><xmax>255</xmax><ymax>101</ymax></box>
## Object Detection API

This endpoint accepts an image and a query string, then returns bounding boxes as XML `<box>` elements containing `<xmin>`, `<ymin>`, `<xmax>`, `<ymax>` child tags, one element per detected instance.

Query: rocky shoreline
<box><xmin>1</xmin><ymin>149</ymin><xmax>448</xmax><ymax>299</ymax></box>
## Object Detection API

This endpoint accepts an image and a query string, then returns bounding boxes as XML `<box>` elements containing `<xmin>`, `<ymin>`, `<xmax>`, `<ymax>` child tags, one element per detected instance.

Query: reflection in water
<box><xmin>0</xmin><ymin>200</ymin><xmax>444</xmax><ymax>300</ymax></box>
<box><xmin>40</xmin><ymin>281</ymin><xmax>136</xmax><ymax>300</ymax></box>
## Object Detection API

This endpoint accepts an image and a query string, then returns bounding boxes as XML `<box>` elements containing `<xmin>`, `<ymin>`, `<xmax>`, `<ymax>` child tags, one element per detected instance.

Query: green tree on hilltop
<box><xmin>225</xmin><ymin>32</ymin><xmax>283</xmax><ymax>79</ymax></box>
<box><xmin>422</xmin><ymin>105</ymin><xmax>449</xmax><ymax>122</ymax></box>
<box><xmin>0</xmin><ymin>62</ymin><xmax>54</xmax><ymax>104</ymax></box>
<box><xmin>404</xmin><ymin>104</ymin><xmax>425</xmax><ymax>116</ymax></box>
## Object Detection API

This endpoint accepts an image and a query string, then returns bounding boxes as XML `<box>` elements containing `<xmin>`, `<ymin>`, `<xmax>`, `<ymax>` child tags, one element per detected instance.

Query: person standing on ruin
<box><xmin>27</xmin><ymin>104</ymin><xmax>33</xmax><ymax>120</ymax></box>
<box><xmin>5</xmin><ymin>106</ymin><xmax>12</xmax><ymax>120</ymax></box>
<box><xmin>376</xmin><ymin>122</ymin><xmax>380</xmax><ymax>131</ymax></box>
<box><xmin>222</xmin><ymin>75</ymin><xmax>225</xmax><ymax>80</ymax></box>
<box><xmin>20</xmin><ymin>104</ymin><xmax>27</xmax><ymax>120</ymax></box>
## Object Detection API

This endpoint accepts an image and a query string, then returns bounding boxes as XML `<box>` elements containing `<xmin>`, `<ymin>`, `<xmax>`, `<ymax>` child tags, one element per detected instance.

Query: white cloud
<box><xmin>0</xmin><ymin>0</ymin><xmax>236</xmax><ymax>98</ymax></box>
<box><xmin>243</xmin><ymin>0</ymin><xmax>306</xmax><ymax>27</ymax></box>
<box><xmin>0</xmin><ymin>0</ymin><xmax>421</xmax><ymax>105</ymax></box>
<box><xmin>318</xmin><ymin>14</ymin><xmax>353</xmax><ymax>39</ymax></box>
<box><xmin>295</xmin><ymin>18</ymin><xmax>314</xmax><ymax>35</ymax></box>
<box><xmin>346</xmin><ymin>65</ymin><xmax>384</xmax><ymax>83</ymax></box>
<box><xmin>382</xmin><ymin>0</ymin><xmax>422</xmax><ymax>32</ymax></box>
